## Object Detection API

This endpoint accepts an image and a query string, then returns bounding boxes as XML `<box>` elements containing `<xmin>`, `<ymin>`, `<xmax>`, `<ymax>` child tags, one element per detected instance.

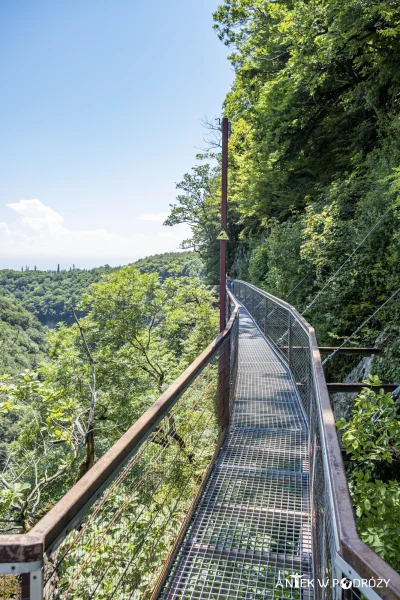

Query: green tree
<box><xmin>165</xmin><ymin>164</ymin><xmax>242</xmax><ymax>282</ymax></box>
<box><xmin>162</xmin><ymin>0</ymin><xmax>400</xmax><ymax>568</ymax></box>
<box><xmin>0</xmin><ymin>266</ymin><xmax>218</xmax><ymax>531</ymax></box>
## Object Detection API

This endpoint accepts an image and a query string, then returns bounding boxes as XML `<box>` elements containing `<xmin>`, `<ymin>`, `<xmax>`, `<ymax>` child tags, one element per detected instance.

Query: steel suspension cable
<box><xmin>286</xmin><ymin>275</ymin><xmax>308</xmax><ymax>299</ymax></box>
<box><xmin>302</xmin><ymin>208</ymin><xmax>391</xmax><ymax>315</ymax></box>
<box><xmin>322</xmin><ymin>285</ymin><xmax>400</xmax><ymax>365</ymax></box>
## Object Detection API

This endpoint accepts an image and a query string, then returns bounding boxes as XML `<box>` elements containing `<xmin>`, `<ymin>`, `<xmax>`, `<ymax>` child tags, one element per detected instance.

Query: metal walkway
<box><xmin>159</xmin><ymin>306</ymin><xmax>313</xmax><ymax>599</ymax></box>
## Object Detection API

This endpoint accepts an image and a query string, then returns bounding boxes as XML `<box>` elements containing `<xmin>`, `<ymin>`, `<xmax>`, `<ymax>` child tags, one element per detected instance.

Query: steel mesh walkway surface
<box><xmin>158</xmin><ymin>307</ymin><xmax>313</xmax><ymax>599</ymax></box>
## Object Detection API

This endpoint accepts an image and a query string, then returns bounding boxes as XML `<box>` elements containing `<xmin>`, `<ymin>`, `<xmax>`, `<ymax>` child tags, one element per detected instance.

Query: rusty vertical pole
<box><xmin>218</xmin><ymin>117</ymin><xmax>230</xmax><ymax>431</ymax></box>
<box><xmin>219</xmin><ymin>117</ymin><xmax>229</xmax><ymax>332</ymax></box>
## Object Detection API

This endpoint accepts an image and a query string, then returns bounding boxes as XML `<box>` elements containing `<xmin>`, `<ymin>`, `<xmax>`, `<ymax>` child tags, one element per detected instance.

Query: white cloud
<box><xmin>139</xmin><ymin>212</ymin><xmax>169</xmax><ymax>222</ymax></box>
<box><xmin>1</xmin><ymin>200</ymin><xmax>190</xmax><ymax>267</ymax></box>
<box><xmin>7</xmin><ymin>199</ymin><xmax>64</xmax><ymax>232</ymax></box>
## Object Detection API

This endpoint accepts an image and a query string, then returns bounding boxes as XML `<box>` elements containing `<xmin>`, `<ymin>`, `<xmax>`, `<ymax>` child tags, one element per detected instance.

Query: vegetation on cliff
<box><xmin>164</xmin><ymin>0</ymin><xmax>400</xmax><ymax>570</ymax></box>
<box><xmin>167</xmin><ymin>0</ymin><xmax>400</xmax><ymax>371</ymax></box>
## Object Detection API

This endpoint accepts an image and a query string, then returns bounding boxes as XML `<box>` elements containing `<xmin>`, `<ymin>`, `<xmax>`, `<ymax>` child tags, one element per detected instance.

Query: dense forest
<box><xmin>133</xmin><ymin>251</ymin><xmax>204</xmax><ymax>280</ymax></box>
<box><xmin>0</xmin><ymin>254</ymin><xmax>217</xmax><ymax>534</ymax></box>
<box><xmin>0</xmin><ymin>252</ymin><xmax>201</xmax><ymax>328</ymax></box>
<box><xmin>0</xmin><ymin>252</ymin><xmax>203</xmax><ymax>376</ymax></box>
<box><xmin>164</xmin><ymin>0</ymin><xmax>400</xmax><ymax>571</ymax></box>
<box><xmin>0</xmin><ymin>295</ymin><xmax>46</xmax><ymax>375</ymax></box>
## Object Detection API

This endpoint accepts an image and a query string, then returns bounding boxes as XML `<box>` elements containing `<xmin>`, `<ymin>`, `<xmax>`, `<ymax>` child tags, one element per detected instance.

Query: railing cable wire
<box><xmin>302</xmin><ymin>208</ymin><xmax>391</xmax><ymax>315</ymax></box>
<box><xmin>322</xmin><ymin>285</ymin><xmax>400</xmax><ymax>365</ymax></box>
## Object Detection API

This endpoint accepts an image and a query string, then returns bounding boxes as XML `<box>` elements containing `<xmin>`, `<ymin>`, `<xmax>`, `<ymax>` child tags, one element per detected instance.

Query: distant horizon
<box><xmin>0</xmin><ymin>247</ymin><xmax>194</xmax><ymax>272</ymax></box>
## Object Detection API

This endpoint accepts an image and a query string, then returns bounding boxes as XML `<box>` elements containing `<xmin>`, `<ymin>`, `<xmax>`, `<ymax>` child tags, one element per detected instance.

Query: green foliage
<box><xmin>338</xmin><ymin>378</ymin><xmax>400</xmax><ymax>570</ymax></box>
<box><xmin>373</xmin><ymin>321</ymin><xmax>400</xmax><ymax>382</ymax></box>
<box><xmin>0</xmin><ymin>266</ymin><xmax>118</xmax><ymax>327</ymax></box>
<box><xmin>0</xmin><ymin>294</ymin><xmax>46</xmax><ymax>375</ymax></box>
<box><xmin>214</xmin><ymin>0</ymin><xmax>400</xmax><ymax>348</ymax></box>
<box><xmin>133</xmin><ymin>251</ymin><xmax>204</xmax><ymax>280</ymax></box>
<box><xmin>0</xmin><ymin>266</ymin><xmax>218</xmax><ymax>531</ymax></box>
<box><xmin>167</xmin><ymin>0</ymin><xmax>400</xmax><ymax>353</ymax></box>
<box><xmin>337</xmin><ymin>375</ymin><xmax>400</xmax><ymax>464</ymax></box>
<box><xmin>0</xmin><ymin>252</ymin><xmax>202</xmax><ymax>327</ymax></box>
<box><xmin>165</xmin><ymin>164</ymin><xmax>243</xmax><ymax>283</ymax></box>
<box><xmin>349</xmin><ymin>471</ymin><xmax>400</xmax><ymax>569</ymax></box>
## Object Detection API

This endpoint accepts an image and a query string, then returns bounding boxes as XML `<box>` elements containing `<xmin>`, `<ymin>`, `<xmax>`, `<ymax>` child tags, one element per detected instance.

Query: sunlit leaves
<box><xmin>0</xmin><ymin>267</ymin><xmax>218</xmax><ymax>532</ymax></box>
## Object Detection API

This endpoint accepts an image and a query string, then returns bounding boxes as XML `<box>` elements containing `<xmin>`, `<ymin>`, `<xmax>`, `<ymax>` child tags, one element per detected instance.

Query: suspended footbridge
<box><xmin>1</xmin><ymin>281</ymin><xmax>399</xmax><ymax>600</ymax></box>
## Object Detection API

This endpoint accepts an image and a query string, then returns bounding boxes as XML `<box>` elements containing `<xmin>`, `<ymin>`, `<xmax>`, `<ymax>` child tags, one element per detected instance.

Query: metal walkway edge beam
<box><xmin>319</xmin><ymin>346</ymin><xmax>380</xmax><ymax>355</ymax></box>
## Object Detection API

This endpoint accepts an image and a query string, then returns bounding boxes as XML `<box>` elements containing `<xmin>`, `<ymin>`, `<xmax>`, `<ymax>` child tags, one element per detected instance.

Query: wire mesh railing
<box><xmin>232</xmin><ymin>280</ymin><xmax>400</xmax><ymax>600</ymax></box>
<box><xmin>0</xmin><ymin>294</ymin><xmax>239</xmax><ymax>600</ymax></box>
<box><xmin>154</xmin><ymin>303</ymin><xmax>312</xmax><ymax>600</ymax></box>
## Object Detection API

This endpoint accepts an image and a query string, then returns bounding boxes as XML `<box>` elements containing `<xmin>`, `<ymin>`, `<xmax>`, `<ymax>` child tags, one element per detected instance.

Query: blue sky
<box><xmin>0</xmin><ymin>0</ymin><xmax>233</xmax><ymax>269</ymax></box>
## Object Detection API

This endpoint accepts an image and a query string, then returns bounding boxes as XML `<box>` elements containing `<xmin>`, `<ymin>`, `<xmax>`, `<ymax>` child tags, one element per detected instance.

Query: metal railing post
<box><xmin>287</xmin><ymin>313</ymin><xmax>292</xmax><ymax>368</ymax></box>
<box><xmin>30</xmin><ymin>569</ymin><xmax>43</xmax><ymax>600</ymax></box>
<box><xmin>264</xmin><ymin>297</ymin><xmax>268</xmax><ymax>337</ymax></box>
<box><xmin>218</xmin><ymin>294</ymin><xmax>238</xmax><ymax>431</ymax></box>
<box><xmin>20</xmin><ymin>569</ymin><xmax>43</xmax><ymax>600</ymax></box>
<box><xmin>21</xmin><ymin>572</ymin><xmax>30</xmax><ymax>599</ymax></box>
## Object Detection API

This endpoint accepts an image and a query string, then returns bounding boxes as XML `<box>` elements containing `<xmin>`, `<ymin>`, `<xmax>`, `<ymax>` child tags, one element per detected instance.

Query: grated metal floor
<box><xmin>158</xmin><ymin>307</ymin><xmax>313</xmax><ymax>599</ymax></box>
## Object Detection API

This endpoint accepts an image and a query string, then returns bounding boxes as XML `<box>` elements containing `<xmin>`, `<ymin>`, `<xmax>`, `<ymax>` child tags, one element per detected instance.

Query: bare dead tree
<box><xmin>197</xmin><ymin>114</ymin><xmax>224</xmax><ymax>152</ymax></box>
<box><xmin>1</xmin><ymin>445</ymin><xmax>78</xmax><ymax>532</ymax></box>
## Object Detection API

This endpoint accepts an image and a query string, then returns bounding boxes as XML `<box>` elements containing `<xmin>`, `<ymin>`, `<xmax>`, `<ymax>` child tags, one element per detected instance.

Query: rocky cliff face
<box><xmin>331</xmin><ymin>331</ymin><xmax>395</xmax><ymax>422</ymax></box>
<box><xmin>332</xmin><ymin>355</ymin><xmax>374</xmax><ymax>421</ymax></box>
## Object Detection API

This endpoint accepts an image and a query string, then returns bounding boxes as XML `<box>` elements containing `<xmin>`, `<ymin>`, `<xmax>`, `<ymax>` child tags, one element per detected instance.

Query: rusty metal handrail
<box><xmin>233</xmin><ymin>280</ymin><xmax>400</xmax><ymax>600</ymax></box>
<box><xmin>0</xmin><ymin>292</ymin><xmax>240</xmax><ymax>598</ymax></box>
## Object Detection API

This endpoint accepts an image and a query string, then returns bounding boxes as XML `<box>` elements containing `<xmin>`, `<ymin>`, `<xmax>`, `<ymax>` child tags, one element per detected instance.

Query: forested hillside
<box><xmin>0</xmin><ymin>266</ymin><xmax>118</xmax><ymax>328</ymax></box>
<box><xmin>0</xmin><ymin>252</ymin><xmax>203</xmax><ymax>328</ymax></box>
<box><xmin>167</xmin><ymin>0</ymin><xmax>400</xmax><ymax>381</ymax></box>
<box><xmin>134</xmin><ymin>251</ymin><xmax>204</xmax><ymax>280</ymax></box>
<box><xmin>0</xmin><ymin>295</ymin><xmax>46</xmax><ymax>376</ymax></box>
<box><xmin>0</xmin><ymin>251</ymin><xmax>204</xmax><ymax>398</ymax></box>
